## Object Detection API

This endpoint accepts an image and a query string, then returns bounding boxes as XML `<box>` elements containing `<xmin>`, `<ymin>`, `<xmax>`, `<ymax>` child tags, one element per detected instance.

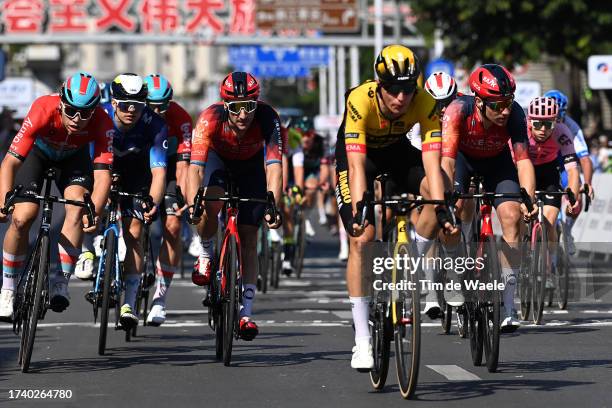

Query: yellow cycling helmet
<box><xmin>374</xmin><ymin>45</ymin><xmax>420</xmax><ymax>84</ymax></box>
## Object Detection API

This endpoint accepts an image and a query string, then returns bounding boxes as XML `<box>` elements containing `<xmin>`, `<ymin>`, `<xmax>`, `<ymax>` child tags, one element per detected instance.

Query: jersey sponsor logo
<box><xmin>347</xmin><ymin>101</ymin><xmax>362</xmax><ymax>121</ymax></box>
<box><xmin>337</xmin><ymin>170</ymin><xmax>351</xmax><ymax>204</ymax></box>
<box><xmin>180</xmin><ymin>123</ymin><xmax>192</xmax><ymax>146</ymax></box>
<box><xmin>345</xmin><ymin>133</ymin><xmax>360</xmax><ymax>139</ymax></box>
<box><xmin>105</xmin><ymin>130</ymin><xmax>114</xmax><ymax>153</ymax></box>
<box><xmin>143</xmin><ymin>112</ymin><xmax>153</xmax><ymax>124</ymax></box>
<box><xmin>422</xmin><ymin>141</ymin><xmax>441</xmax><ymax>152</ymax></box>
<box><xmin>162</xmin><ymin>139</ymin><xmax>169</xmax><ymax>149</ymax></box>
<box><xmin>558</xmin><ymin>134</ymin><xmax>572</xmax><ymax>146</ymax></box>
<box><xmin>11</xmin><ymin>116</ymin><xmax>33</xmax><ymax>148</ymax></box>
<box><xmin>368</xmin><ymin>89</ymin><xmax>375</xmax><ymax>98</ymax></box>
<box><xmin>345</xmin><ymin>143</ymin><xmax>366</xmax><ymax>154</ymax></box>
<box><xmin>481</xmin><ymin>76</ymin><xmax>497</xmax><ymax>87</ymax></box>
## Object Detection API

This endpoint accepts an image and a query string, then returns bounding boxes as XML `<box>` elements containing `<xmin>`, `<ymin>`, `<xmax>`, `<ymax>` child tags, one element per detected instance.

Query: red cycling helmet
<box><xmin>469</xmin><ymin>64</ymin><xmax>515</xmax><ymax>99</ymax></box>
<box><xmin>220</xmin><ymin>71</ymin><xmax>260</xmax><ymax>101</ymax></box>
<box><xmin>528</xmin><ymin>96</ymin><xmax>558</xmax><ymax>120</ymax></box>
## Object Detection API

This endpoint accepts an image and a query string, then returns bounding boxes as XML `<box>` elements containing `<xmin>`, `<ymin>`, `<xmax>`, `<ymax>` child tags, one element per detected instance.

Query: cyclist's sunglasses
<box><xmin>381</xmin><ymin>82</ymin><xmax>416</xmax><ymax>96</ymax></box>
<box><xmin>115</xmin><ymin>100</ymin><xmax>146</xmax><ymax>113</ymax></box>
<box><xmin>531</xmin><ymin>119</ymin><xmax>555</xmax><ymax>130</ymax></box>
<box><xmin>61</xmin><ymin>102</ymin><xmax>95</xmax><ymax>120</ymax></box>
<box><xmin>147</xmin><ymin>100</ymin><xmax>170</xmax><ymax>113</ymax></box>
<box><xmin>226</xmin><ymin>100</ymin><xmax>257</xmax><ymax>115</ymax></box>
<box><xmin>484</xmin><ymin>97</ymin><xmax>513</xmax><ymax>112</ymax></box>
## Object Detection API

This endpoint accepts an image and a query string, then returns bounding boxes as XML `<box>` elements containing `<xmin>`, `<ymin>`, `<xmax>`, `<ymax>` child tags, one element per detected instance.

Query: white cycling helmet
<box><xmin>424</xmin><ymin>71</ymin><xmax>457</xmax><ymax>101</ymax></box>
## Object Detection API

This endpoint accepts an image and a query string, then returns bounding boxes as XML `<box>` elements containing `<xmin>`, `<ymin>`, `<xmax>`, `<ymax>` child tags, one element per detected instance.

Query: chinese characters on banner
<box><xmin>0</xmin><ymin>0</ymin><xmax>257</xmax><ymax>35</ymax></box>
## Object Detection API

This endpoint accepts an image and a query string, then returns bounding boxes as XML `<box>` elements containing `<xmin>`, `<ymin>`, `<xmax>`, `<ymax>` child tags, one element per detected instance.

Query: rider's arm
<box><xmin>149</xmin><ymin>123</ymin><xmax>168</xmax><ymax>206</ymax></box>
<box><xmin>90</xmin><ymin>113</ymin><xmax>114</xmax><ymax>215</ymax></box>
<box><xmin>0</xmin><ymin>154</ymin><xmax>22</xmax><ymax>209</ymax></box>
<box><xmin>556</xmin><ymin>124</ymin><xmax>581</xmax><ymax>200</ymax></box>
<box><xmin>508</xmin><ymin>105</ymin><xmax>536</xmax><ymax>199</ymax></box>
<box><xmin>263</xmin><ymin>109</ymin><xmax>283</xmax><ymax>207</ymax></box>
<box><xmin>175</xmin><ymin>106</ymin><xmax>193</xmax><ymax>197</ymax></box>
<box><xmin>292</xmin><ymin>151</ymin><xmax>305</xmax><ymax>191</ymax></box>
<box><xmin>187</xmin><ymin>114</ymin><xmax>210</xmax><ymax>206</ymax></box>
<box><xmin>440</xmin><ymin>100</ymin><xmax>462</xmax><ymax>187</ymax></box>
<box><xmin>419</xmin><ymin>94</ymin><xmax>444</xmax><ymax>201</ymax></box>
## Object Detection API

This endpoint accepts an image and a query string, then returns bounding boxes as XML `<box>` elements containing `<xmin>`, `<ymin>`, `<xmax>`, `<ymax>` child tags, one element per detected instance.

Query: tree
<box><xmin>411</xmin><ymin>0</ymin><xmax>612</xmax><ymax>127</ymax></box>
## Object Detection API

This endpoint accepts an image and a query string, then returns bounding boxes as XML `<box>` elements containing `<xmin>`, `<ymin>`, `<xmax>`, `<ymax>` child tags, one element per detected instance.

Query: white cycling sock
<box><xmin>350</xmin><ymin>296</ymin><xmax>371</xmax><ymax>344</ymax></box>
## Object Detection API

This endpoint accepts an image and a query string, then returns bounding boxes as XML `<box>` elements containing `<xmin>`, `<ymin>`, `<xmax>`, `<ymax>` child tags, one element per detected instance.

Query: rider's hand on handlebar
<box><xmin>82</xmin><ymin>213</ymin><xmax>99</xmax><ymax>232</ymax></box>
<box><xmin>566</xmin><ymin>198</ymin><xmax>581</xmax><ymax>218</ymax></box>
<box><xmin>583</xmin><ymin>183</ymin><xmax>594</xmax><ymax>201</ymax></box>
<box><xmin>265</xmin><ymin>211</ymin><xmax>282</xmax><ymax>229</ymax></box>
<box><xmin>143</xmin><ymin>204</ymin><xmax>157</xmax><ymax>224</ymax></box>
<box><xmin>520</xmin><ymin>201</ymin><xmax>538</xmax><ymax>222</ymax></box>
<box><xmin>436</xmin><ymin>206</ymin><xmax>459</xmax><ymax>236</ymax></box>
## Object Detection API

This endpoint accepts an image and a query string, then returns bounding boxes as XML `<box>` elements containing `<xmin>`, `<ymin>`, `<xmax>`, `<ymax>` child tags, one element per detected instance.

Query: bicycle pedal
<box><xmin>399</xmin><ymin>317</ymin><xmax>413</xmax><ymax>325</ymax></box>
<box><xmin>84</xmin><ymin>291</ymin><xmax>96</xmax><ymax>305</ymax></box>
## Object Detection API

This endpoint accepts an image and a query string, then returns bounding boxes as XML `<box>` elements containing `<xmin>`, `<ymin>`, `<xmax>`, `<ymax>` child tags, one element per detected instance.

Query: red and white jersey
<box><xmin>9</xmin><ymin>95</ymin><xmax>114</xmax><ymax>167</ymax></box>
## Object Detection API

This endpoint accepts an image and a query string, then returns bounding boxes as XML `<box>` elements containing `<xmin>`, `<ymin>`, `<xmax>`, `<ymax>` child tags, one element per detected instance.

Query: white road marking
<box><xmin>427</xmin><ymin>365</ymin><xmax>481</xmax><ymax>381</ymax></box>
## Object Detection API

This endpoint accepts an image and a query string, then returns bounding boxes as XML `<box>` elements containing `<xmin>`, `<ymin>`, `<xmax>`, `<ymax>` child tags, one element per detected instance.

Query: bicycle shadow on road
<box><xmin>496</xmin><ymin>358</ymin><xmax>612</xmax><ymax>374</ymax></box>
<box><xmin>226</xmin><ymin>348</ymin><xmax>352</xmax><ymax>368</ymax></box>
<box><xmin>410</xmin><ymin>378</ymin><xmax>593</xmax><ymax>401</ymax></box>
<box><xmin>506</xmin><ymin>325</ymin><xmax>600</xmax><ymax>336</ymax></box>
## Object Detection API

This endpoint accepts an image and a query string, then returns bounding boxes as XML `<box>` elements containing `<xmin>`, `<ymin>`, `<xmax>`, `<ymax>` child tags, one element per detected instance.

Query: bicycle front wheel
<box><xmin>394</xmin><ymin>242</ymin><xmax>420</xmax><ymax>399</ymax></box>
<box><xmin>223</xmin><ymin>234</ymin><xmax>240</xmax><ymax>366</ymax></box>
<box><xmin>21</xmin><ymin>235</ymin><xmax>48</xmax><ymax>373</ymax></box>
<box><xmin>99</xmin><ymin>232</ymin><xmax>117</xmax><ymax>355</ymax></box>
<box><xmin>518</xmin><ymin>234</ymin><xmax>532</xmax><ymax>321</ymax></box>
<box><xmin>369</xmin><ymin>302</ymin><xmax>391</xmax><ymax>390</ymax></box>
<box><xmin>531</xmin><ymin>224</ymin><xmax>546</xmax><ymax>325</ymax></box>
<box><xmin>294</xmin><ymin>210</ymin><xmax>306</xmax><ymax>279</ymax></box>
<box><xmin>482</xmin><ymin>236</ymin><xmax>501</xmax><ymax>373</ymax></box>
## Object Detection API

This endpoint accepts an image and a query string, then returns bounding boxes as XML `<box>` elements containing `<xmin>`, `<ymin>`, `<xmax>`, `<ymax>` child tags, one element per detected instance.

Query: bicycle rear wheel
<box><xmin>270</xmin><ymin>242</ymin><xmax>281</xmax><ymax>289</ymax></box>
<box><xmin>223</xmin><ymin>234</ymin><xmax>240</xmax><ymax>366</ymax></box>
<box><xmin>518</xmin><ymin>235</ymin><xmax>532</xmax><ymax>320</ymax></box>
<box><xmin>531</xmin><ymin>224</ymin><xmax>546</xmax><ymax>325</ymax></box>
<box><xmin>20</xmin><ymin>235</ymin><xmax>48</xmax><ymax>373</ymax></box>
<box><xmin>258</xmin><ymin>226</ymin><xmax>269</xmax><ymax>293</ymax></box>
<box><xmin>99</xmin><ymin>232</ymin><xmax>117</xmax><ymax>355</ymax></box>
<box><xmin>482</xmin><ymin>236</ymin><xmax>501</xmax><ymax>373</ymax></box>
<box><xmin>394</xmin><ymin>242</ymin><xmax>420</xmax><ymax>399</ymax></box>
<box><xmin>369</xmin><ymin>302</ymin><xmax>391</xmax><ymax>390</ymax></box>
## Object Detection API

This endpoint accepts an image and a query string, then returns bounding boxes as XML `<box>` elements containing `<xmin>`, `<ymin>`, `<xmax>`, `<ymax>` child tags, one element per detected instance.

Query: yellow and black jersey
<box><xmin>342</xmin><ymin>80</ymin><xmax>442</xmax><ymax>153</ymax></box>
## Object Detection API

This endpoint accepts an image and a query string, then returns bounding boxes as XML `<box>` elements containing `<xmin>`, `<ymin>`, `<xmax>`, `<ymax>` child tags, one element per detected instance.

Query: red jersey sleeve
<box><xmin>190</xmin><ymin>107</ymin><xmax>214</xmax><ymax>166</ymax></box>
<box><xmin>8</xmin><ymin>96</ymin><xmax>51</xmax><ymax>161</ymax></box>
<box><xmin>91</xmin><ymin>108</ymin><xmax>114</xmax><ymax>168</ymax></box>
<box><xmin>260</xmin><ymin>104</ymin><xmax>283</xmax><ymax>165</ymax></box>
<box><xmin>169</xmin><ymin>102</ymin><xmax>193</xmax><ymax>160</ymax></box>
<box><xmin>441</xmin><ymin>99</ymin><xmax>463</xmax><ymax>159</ymax></box>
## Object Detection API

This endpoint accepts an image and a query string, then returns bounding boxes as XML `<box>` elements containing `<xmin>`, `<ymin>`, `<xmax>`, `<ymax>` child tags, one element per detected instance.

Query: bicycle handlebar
<box><xmin>581</xmin><ymin>184</ymin><xmax>591</xmax><ymax>212</ymax></box>
<box><xmin>1</xmin><ymin>185</ymin><xmax>96</xmax><ymax>225</ymax></box>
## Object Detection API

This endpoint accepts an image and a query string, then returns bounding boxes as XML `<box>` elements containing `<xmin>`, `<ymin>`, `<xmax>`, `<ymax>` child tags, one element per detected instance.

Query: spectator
<box><xmin>596</xmin><ymin>134</ymin><xmax>611</xmax><ymax>173</ymax></box>
<box><xmin>589</xmin><ymin>139</ymin><xmax>603</xmax><ymax>173</ymax></box>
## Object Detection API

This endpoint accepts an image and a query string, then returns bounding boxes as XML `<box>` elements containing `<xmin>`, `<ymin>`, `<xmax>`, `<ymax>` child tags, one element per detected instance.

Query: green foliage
<box><xmin>411</xmin><ymin>0</ymin><xmax>612</xmax><ymax>67</ymax></box>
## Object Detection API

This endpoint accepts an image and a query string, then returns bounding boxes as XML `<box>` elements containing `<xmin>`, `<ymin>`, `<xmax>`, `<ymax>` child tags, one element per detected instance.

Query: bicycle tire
<box><xmin>294</xmin><ymin>209</ymin><xmax>306</xmax><ymax>279</ymax></box>
<box><xmin>99</xmin><ymin>232</ymin><xmax>117</xmax><ymax>356</ymax></box>
<box><xmin>483</xmin><ymin>236</ymin><xmax>501</xmax><ymax>373</ymax></box>
<box><xmin>271</xmin><ymin>242</ymin><xmax>281</xmax><ymax>289</ymax></box>
<box><xmin>223</xmin><ymin>234</ymin><xmax>239</xmax><ymax>366</ymax></box>
<box><xmin>259</xmin><ymin>226</ymin><xmax>269</xmax><ymax>294</ymax></box>
<box><xmin>457</xmin><ymin>306</ymin><xmax>468</xmax><ymax>339</ymax></box>
<box><xmin>531</xmin><ymin>224</ymin><xmax>546</xmax><ymax>325</ymax></box>
<box><xmin>518</xmin><ymin>234</ymin><xmax>532</xmax><ymax>321</ymax></box>
<box><xmin>556</xmin><ymin>248</ymin><xmax>570</xmax><ymax>310</ymax></box>
<box><xmin>369</xmin><ymin>303</ymin><xmax>391</xmax><ymax>390</ymax></box>
<box><xmin>21</xmin><ymin>235</ymin><xmax>48</xmax><ymax>373</ymax></box>
<box><xmin>394</xmin><ymin>242</ymin><xmax>420</xmax><ymax>399</ymax></box>
<box><xmin>468</xmin><ymin>302</ymin><xmax>483</xmax><ymax>366</ymax></box>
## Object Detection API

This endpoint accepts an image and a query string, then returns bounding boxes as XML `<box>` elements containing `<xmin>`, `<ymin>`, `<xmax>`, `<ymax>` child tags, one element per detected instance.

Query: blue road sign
<box><xmin>229</xmin><ymin>46</ymin><xmax>330</xmax><ymax>78</ymax></box>
<box><xmin>0</xmin><ymin>50</ymin><xmax>6</xmax><ymax>82</ymax></box>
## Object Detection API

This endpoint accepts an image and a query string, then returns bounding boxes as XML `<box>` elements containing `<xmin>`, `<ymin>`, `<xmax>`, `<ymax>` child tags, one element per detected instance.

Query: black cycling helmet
<box><xmin>111</xmin><ymin>73</ymin><xmax>148</xmax><ymax>101</ymax></box>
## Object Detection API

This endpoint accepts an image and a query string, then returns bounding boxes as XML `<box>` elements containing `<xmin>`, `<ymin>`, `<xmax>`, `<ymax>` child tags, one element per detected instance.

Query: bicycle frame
<box><xmin>215</xmin><ymin>205</ymin><xmax>242</xmax><ymax>305</ymax></box>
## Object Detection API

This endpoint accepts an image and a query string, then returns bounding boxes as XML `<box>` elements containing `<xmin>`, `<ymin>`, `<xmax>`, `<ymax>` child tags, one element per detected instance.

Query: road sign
<box><xmin>425</xmin><ymin>58</ymin><xmax>455</xmax><ymax>78</ymax></box>
<box><xmin>588</xmin><ymin>55</ymin><xmax>612</xmax><ymax>89</ymax></box>
<box><xmin>0</xmin><ymin>50</ymin><xmax>5</xmax><ymax>82</ymax></box>
<box><xmin>255</xmin><ymin>0</ymin><xmax>359</xmax><ymax>33</ymax></box>
<box><xmin>229</xmin><ymin>46</ymin><xmax>330</xmax><ymax>78</ymax></box>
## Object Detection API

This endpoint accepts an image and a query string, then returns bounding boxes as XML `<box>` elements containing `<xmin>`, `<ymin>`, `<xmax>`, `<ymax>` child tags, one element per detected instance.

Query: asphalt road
<box><xmin>0</xmin><ymin>225</ymin><xmax>611</xmax><ymax>408</ymax></box>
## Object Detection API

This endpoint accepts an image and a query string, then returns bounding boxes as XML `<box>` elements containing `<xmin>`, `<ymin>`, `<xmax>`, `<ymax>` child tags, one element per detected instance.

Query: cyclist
<box><xmin>104</xmin><ymin>73</ymin><xmax>168</xmax><ymax>328</ymax></box>
<box><xmin>0</xmin><ymin>72</ymin><xmax>113</xmax><ymax>320</ymax></box>
<box><xmin>141</xmin><ymin>74</ymin><xmax>192</xmax><ymax>326</ymax></box>
<box><xmin>335</xmin><ymin>45</ymin><xmax>456</xmax><ymax>370</ymax></box>
<box><xmin>523</xmin><ymin>96</ymin><xmax>580</xmax><ymax>287</ymax></box>
<box><xmin>441</xmin><ymin>64</ymin><xmax>538</xmax><ymax>333</ymax></box>
<box><xmin>187</xmin><ymin>71</ymin><xmax>283</xmax><ymax>341</ymax></box>
<box><xmin>280</xmin><ymin>125</ymin><xmax>305</xmax><ymax>276</ymax></box>
<box><xmin>424</xmin><ymin>71</ymin><xmax>459</xmax><ymax>119</ymax></box>
<box><xmin>543</xmin><ymin>90</ymin><xmax>594</xmax><ymax>254</ymax></box>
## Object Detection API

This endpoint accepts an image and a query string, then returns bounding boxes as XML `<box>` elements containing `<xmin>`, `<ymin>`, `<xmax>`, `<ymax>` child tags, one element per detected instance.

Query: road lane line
<box><xmin>426</xmin><ymin>365</ymin><xmax>481</xmax><ymax>381</ymax></box>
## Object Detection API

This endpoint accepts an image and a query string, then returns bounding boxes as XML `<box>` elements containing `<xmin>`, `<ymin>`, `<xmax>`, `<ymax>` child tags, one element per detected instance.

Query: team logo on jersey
<box><xmin>347</xmin><ymin>101</ymin><xmax>362</xmax><ymax>121</ymax></box>
<box><xmin>337</xmin><ymin>170</ymin><xmax>351</xmax><ymax>204</ymax></box>
<box><xmin>345</xmin><ymin>133</ymin><xmax>359</xmax><ymax>139</ymax></box>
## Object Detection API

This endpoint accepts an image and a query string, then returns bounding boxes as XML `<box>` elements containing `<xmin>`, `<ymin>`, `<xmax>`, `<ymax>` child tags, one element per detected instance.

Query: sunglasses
<box><xmin>484</xmin><ymin>97</ymin><xmax>514</xmax><ymax>112</ymax></box>
<box><xmin>115</xmin><ymin>100</ymin><xmax>146</xmax><ymax>113</ymax></box>
<box><xmin>531</xmin><ymin>119</ymin><xmax>555</xmax><ymax>130</ymax></box>
<box><xmin>381</xmin><ymin>82</ymin><xmax>416</xmax><ymax>97</ymax></box>
<box><xmin>147</xmin><ymin>100</ymin><xmax>170</xmax><ymax>113</ymax></box>
<box><xmin>61</xmin><ymin>102</ymin><xmax>95</xmax><ymax>120</ymax></box>
<box><xmin>226</xmin><ymin>100</ymin><xmax>257</xmax><ymax>115</ymax></box>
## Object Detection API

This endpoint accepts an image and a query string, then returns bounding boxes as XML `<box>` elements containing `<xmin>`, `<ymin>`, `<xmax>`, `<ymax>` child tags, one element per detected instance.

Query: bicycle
<box><xmin>456</xmin><ymin>182</ymin><xmax>531</xmax><ymax>373</ymax></box>
<box><xmin>362</xmin><ymin>174</ymin><xmax>450</xmax><ymax>399</ymax></box>
<box><xmin>518</xmin><ymin>189</ymin><xmax>576</xmax><ymax>325</ymax></box>
<box><xmin>190</xmin><ymin>180</ymin><xmax>279</xmax><ymax>366</ymax></box>
<box><xmin>1</xmin><ymin>168</ymin><xmax>95</xmax><ymax>372</ymax></box>
<box><xmin>85</xmin><ymin>174</ymin><xmax>154</xmax><ymax>354</ymax></box>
